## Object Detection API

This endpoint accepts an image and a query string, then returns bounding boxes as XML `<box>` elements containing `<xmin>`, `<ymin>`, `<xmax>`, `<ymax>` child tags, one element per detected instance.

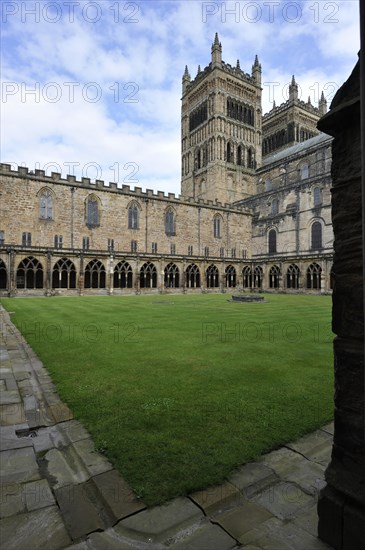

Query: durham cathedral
<box><xmin>0</xmin><ymin>35</ymin><xmax>334</xmax><ymax>296</ymax></box>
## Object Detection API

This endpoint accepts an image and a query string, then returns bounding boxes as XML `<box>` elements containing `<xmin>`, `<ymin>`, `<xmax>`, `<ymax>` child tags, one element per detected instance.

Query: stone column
<box><xmin>317</xmin><ymin>59</ymin><xmax>365</xmax><ymax>549</ymax></box>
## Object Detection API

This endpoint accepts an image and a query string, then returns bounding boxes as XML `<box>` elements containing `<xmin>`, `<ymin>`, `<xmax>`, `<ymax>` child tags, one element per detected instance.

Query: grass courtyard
<box><xmin>1</xmin><ymin>293</ymin><xmax>333</xmax><ymax>505</ymax></box>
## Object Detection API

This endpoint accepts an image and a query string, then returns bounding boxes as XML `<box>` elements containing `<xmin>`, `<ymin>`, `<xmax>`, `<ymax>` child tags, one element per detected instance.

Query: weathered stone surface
<box><xmin>47</xmin><ymin>402</ymin><xmax>74</xmax><ymax>423</ymax></box>
<box><xmin>190</xmin><ymin>481</ymin><xmax>241</xmax><ymax>515</ymax></box>
<box><xmin>55</xmin><ymin>482</ymin><xmax>105</xmax><ymax>540</ymax></box>
<box><xmin>286</xmin><ymin>429</ymin><xmax>333</xmax><ymax>459</ymax></box>
<box><xmin>228</xmin><ymin>461</ymin><xmax>278</xmax><ymax>498</ymax></box>
<box><xmin>0</xmin><ymin>390</ymin><xmax>21</xmax><ymax>407</ymax></box>
<box><xmin>23</xmin><ymin>479</ymin><xmax>55</xmax><ymax>511</ymax></box>
<box><xmin>118</xmin><ymin>497</ymin><xmax>203</xmax><ymax>542</ymax></box>
<box><xmin>43</xmin><ymin>447</ymin><xmax>90</xmax><ymax>489</ymax></box>
<box><xmin>0</xmin><ymin>424</ymin><xmax>34</xmax><ymax>450</ymax></box>
<box><xmin>173</xmin><ymin>520</ymin><xmax>237</xmax><ymax>549</ymax></box>
<box><xmin>73</xmin><ymin>438</ymin><xmax>113</xmax><ymax>477</ymax></box>
<box><xmin>251</xmin><ymin>482</ymin><xmax>313</xmax><ymax>520</ymax></box>
<box><xmin>0</xmin><ymin>447</ymin><xmax>40</xmax><ymax>483</ymax></box>
<box><xmin>214</xmin><ymin>499</ymin><xmax>273</xmax><ymax>540</ymax></box>
<box><xmin>0</xmin><ymin>505</ymin><xmax>71</xmax><ymax>549</ymax></box>
<box><xmin>92</xmin><ymin>469</ymin><xmax>146</xmax><ymax>521</ymax></box>
<box><xmin>0</xmin><ymin>482</ymin><xmax>25</xmax><ymax>518</ymax></box>
<box><xmin>293</xmin><ymin>504</ymin><xmax>321</xmax><ymax>537</ymax></box>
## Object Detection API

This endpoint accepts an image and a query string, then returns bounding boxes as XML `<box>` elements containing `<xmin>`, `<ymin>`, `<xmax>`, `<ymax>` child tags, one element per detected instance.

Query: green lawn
<box><xmin>1</xmin><ymin>294</ymin><xmax>334</xmax><ymax>505</ymax></box>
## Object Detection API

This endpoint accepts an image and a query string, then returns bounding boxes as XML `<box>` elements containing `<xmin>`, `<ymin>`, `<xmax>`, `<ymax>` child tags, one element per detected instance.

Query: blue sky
<box><xmin>1</xmin><ymin>0</ymin><xmax>360</xmax><ymax>195</ymax></box>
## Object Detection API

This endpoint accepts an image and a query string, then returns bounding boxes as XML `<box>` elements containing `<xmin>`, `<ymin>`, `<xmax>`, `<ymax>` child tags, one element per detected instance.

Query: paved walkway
<box><xmin>0</xmin><ymin>305</ymin><xmax>333</xmax><ymax>549</ymax></box>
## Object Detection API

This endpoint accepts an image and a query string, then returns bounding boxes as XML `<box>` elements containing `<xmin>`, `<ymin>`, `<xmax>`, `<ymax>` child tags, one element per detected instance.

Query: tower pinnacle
<box><xmin>211</xmin><ymin>32</ymin><xmax>222</xmax><ymax>67</ymax></box>
<box><xmin>289</xmin><ymin>75</ymin><xmax>299</xmax><ymax>101</ymax></box>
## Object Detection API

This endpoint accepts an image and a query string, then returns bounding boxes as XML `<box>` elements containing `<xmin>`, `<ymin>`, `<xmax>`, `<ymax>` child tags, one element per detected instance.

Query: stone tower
<box><xmin>180</xmin><ymin>34</ymin><xmax>262</xmax><ymax>204</ymax></box>
<box><xmin>262</xmin><ymin>76</ymin><xmax>327</xmax><ymax>157</ymax></box>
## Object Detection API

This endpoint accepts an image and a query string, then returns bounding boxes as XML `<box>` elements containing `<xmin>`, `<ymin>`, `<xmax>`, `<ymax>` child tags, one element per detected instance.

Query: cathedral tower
<box><xmin>180</xmin><ymin>34</ymin><xmax>262</xmax><ymax>204</ymax></box>
<box><xmin>262</xmin><ymin>76</ymin><xmax>327</xmax><ymax>157</ymax></box>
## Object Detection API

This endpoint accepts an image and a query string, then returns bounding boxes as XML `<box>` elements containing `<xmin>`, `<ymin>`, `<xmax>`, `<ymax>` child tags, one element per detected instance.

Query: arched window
<box><xmin>253</xmin><ymin>266</ymin><xmax>263</xmax><ymax>288</ymax></box>
<box><xmin>52</xmin><ymin>258</ymin><xmax>76</xmax><ymax>289</ymax></box>
<box><xmin>0</xmin><ymin>259</ymin><xmax>8</xmax><ymax>289</ymax></box>
<box><xmin>307</xmin><ymin>263</ymin><xmax>322</xmax><ymax>289</ymax></box>
<box><xmin>268</xmin><ymin>229</ymin><xmax>277</xmax><ymax>254</ymax></box>
<box><xmin>225</xmin><ymin>265</ymin><xmax>236</xmax><ymax>287</ymax></box>
<box><xmin>128</xmin><ymin>202</ymin><xmax>139</xmax><ymax>229</ymax></box>
<box><xmin>164</xmin><ymin>263</ymin><xmax>179</xmax><ymax>288</ymax></box>
<box><xmin>269</xmin><ymin>265</ymin><xmax>280</xmax><ymax>289</ymax></box>
<box><xmin>247</xmin><ymin>149</ymin><xmax>254</xmax><ymax>168</ymax></box>
<box><xmin>313</xmin><ymin>187</ymin><xmax>322</xmax><ymax>207</ymax></box>
<box><xmin>265</xmin><ymin>179</ymin><xmax>272</xmax><ymax>192</ymax></box>
<box><xmin>39</xmin><ymin>189</ymin><xmax>53</xmax><ymax>220</ymax></box>
<box><xmin>226</xmin><ymin>142</ymin><xmax>232</xmax><ymax>163</ymax></box>
<box><xmin>114</xmin><ymin>261</ymin><xmax>133</xmax><ymax>289</ymax></box>
<box><xmin>242</xmin><ymin>266</ymin><xmax>252</xmax><ymax>288</ymax></box>
<box><xmin>16</xmin><ymin>257</ymin><xmax>43</xmax><ymax>289</ymax></box>
<box><xmin>186</xmin><ymin>264</ymin><xmax>200</xmax><ymax>288</ymax></box>
<box><xmin>86</xmin><ymin>195</ymin><xmax>99</xmax><ymax>227</ymax></box>
<box><xmin>165</xmin><ymin>208</ymin><xmax>176</xmax><ymax>236</ymax></box>
<box><xmin>237</xmin><ymin>145</ymin><xmax>243</xmax><ymax>166</ymax></box>
<box><xmin>271</xmin><ymin>199</ymin><xmax>279</xmax><ymax>215</ymax></box>
<box><xmin>206</xmin><ymin>264</ymin><xmax>219</xmax><ymax>288</ymax></box>
<box><xmin>140</xmin><ymin>262</ymin><xmax>157</xmax><ymax>289</ymax></box>
<box><xmin>300</xmin><ymin>163</ymin><xmax>309</xmax><ymax>180</ymax></box>
<box><xmin>311</xmin><ymin>221</ymin><xmax>322</xmax><ymax>249</ymax></box>
<box><xmin>213</xmin><ymin>215</ymin><xmax>221</xmax><ymax>238</ymax></box>
<box><xmin>287</xmin><ymin>264</ymin><xmax>300</xmax><ymax>289</ymax></box>
<box><xmin>84</xmin><ymin>259</ymin><xmax>106</xmax><ymax>289</ymax></box>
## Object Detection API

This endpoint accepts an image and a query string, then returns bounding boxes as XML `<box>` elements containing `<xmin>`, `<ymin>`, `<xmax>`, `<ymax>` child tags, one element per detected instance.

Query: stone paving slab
<box><xmin>0</xmin><ymin>424</ymin><xmax>34</xmax><ymax>450</ymax></box>
<box><xmin>42</xmin><ymin>447</ymin><xmax>91</xmax><ymax>489</ymax></box>
<box><xmin>240</xmin><ymin>515</ymin><xmax>332</xmax><ymax>549</ymax></box>
<box><xmin>213</xmin><ymin>499</ymin><xmax>273</xmax><ymax>540</ymax></box>
<box><xmin>92</xmin><ymin>469</ymin><xmax>146</xmax><ymax>521</ymax></box>
<box><xmin>118</xmin><ymin>497</ymin><xmax>203</xmax><ymax>543</ymax></box>
<box><xmin>0</xmin><ymin>403</ymin><xmax>26</xmax><ymax>425</ymax></box>
<box><xmin>228</xmin><ymin>461</ymin><xmax>279</xmax><ymax>499</ymax></box>
<box><xmin>0</xmin><ymin>505</ymin><xmax>72</xmax><ymax>549</ymax></box>
<box><xmin>190</xmin><ymin>480</ymin><xmax>241</xmax><ymax>515</ymax></box>
<box><xmin>55</xmin><ymin>482</ymin><xmax>106</xmax><ymax>540</ymax></box>
<box><xmin>250</xmin><ymin>481</ymin><xmax>314</xmax><ymax>520</ymax></box>
<box><xmin>171</xmin><ymin>520</ymin><xmax>237</xmax><ymax>549</ymax></box>
<box><xmin>0</xmin><ymin>446</ymin><xmax>40</xmax><ymax>483</ymax></box>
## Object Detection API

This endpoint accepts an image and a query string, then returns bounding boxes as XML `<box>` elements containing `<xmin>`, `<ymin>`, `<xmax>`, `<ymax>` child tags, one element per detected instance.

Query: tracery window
<box><xmin>39</xmin><ymin>189</ymin><xmax>53</xmax><ymax>219</ymax></box>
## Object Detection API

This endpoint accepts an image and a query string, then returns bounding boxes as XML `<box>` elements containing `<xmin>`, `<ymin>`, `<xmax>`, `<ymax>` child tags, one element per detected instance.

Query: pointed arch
<box><xmin>114</xmin><ymin>261</ymin><xmax>133</xmax><ymax>289</ymax></box>
<box><xmin>164</xmin><ymin>263</ymin><xmax>179</xmax><ymax>288</ymax></box>
<box><xmin>269</xmin><ymin>265</ymin><xmax>280</xmax><ymax>289</ymax></box>
<box><xmin>38</xmin><ymin>187</ymin><xmax>54</xmax><ymax>220</ymax></box>
<box><xmin>287</xmin><ymin>264</ymin><xmax>300</xmax><ymax>289</ymax></box>
<box><xmin>185</xmin><ymin>264</ymin><xmax>200</xmax><ymax>288</ymax></box>
<box><xmin>225</xmin><ymin>265</ymin><xmax>236</xmax><ymax>287</ymax></box>
<box><xmin>52</xmin><ymin>258</ymin><xmax>76</xmax><ymax>289</ymax></box>
<box><xmin>16</xmin><ymin>256</ymin><xmax>43</xmax><ymax>289</ymax></box>
<box><xmin>85</xmin><ymin>194</ymin><xmax>100</xmax><ymax>227</ymax></box>
<box><xmin>242</xmin><ymin>266</ymin><xmax>252</xmax><ymax>288</ymax></box>
<box><xmin>0</xmin><ymin>259</ymin><xmax>8</xmax><ymax>289</ymax></box>
<box><xmin>140</xmin><ymin>262</ymin><xmax>157</xmax><ymax>289</ymax></box>
<box><xmin>213</xmin><ymin>214</ymin><xmax>223</xmax><ymax>238</ymax></box>
<box><xmin>307</xmin><ymin>263</ymin><xmax>322</xmax><ymax>289</ymax></box>
<box><xmin>253</xmin><ymin>266</ymin><xmax>263</xmax><ymax>288</ymax></box>
<box><xmin>127</xmin><ymin>200</ymin><xmax>141</xmax><ymax>230</ymax></box>
<box><xmin>84</xmin><ymin>259</ymin><xmax>106</xmax><ymax>289</ymax></box>
<box><xmin>206</xmin><ymin>264</ymin><xmax>219</xmax><ymax>288</ymax></box>
<box><xmin>165</xmin><ymin>207</ymin><xmax>176</xmax><ymax>236</ymax></box>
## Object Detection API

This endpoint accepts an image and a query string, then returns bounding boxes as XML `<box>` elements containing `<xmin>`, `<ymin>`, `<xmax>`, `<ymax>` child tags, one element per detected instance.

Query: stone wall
<box><xmin>317</xmin><ymin>59</ymin><xmax>365</xmax><ymax>549</ymax></box>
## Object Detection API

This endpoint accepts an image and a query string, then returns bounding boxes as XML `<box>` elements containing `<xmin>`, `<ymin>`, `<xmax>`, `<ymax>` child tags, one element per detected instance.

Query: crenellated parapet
<box><xmin>0</xmin><ymin>163</ymin><xmax>248</xmax><ymax>214</ymax></box>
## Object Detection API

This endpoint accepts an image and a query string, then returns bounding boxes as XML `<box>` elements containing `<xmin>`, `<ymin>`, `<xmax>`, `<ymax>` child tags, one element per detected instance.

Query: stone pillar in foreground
<box><xmin>317</xmin><ymin>59</ymin><xmax>365</xmax><ymax>549</ymax></box>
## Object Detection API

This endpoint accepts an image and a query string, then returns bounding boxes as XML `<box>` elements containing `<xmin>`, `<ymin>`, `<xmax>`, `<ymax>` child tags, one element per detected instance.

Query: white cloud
<box><xmin>1</xmin><ymin>0</ymin><xmax>360</xmax><ymax>197</ymax></box>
